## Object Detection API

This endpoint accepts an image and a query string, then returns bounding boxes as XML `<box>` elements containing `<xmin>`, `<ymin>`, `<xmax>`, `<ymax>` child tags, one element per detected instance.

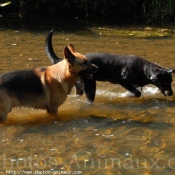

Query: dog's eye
<box><xmin>80</xmin><ymin>61</ymin><xmax>87</xmax><ymax>65</ymax></box>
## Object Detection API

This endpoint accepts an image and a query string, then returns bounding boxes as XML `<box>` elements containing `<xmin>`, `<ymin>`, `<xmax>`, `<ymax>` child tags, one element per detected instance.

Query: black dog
<box><xmin>45</xmin><ymin>29</ymin><xmax>175</xmax><ymax>103</ymax></box>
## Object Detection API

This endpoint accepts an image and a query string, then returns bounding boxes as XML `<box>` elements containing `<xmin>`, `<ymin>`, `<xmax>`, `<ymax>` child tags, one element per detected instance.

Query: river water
<box><xmin>0</xmin><ymin>18</ymin><xmax>175</xmax><ymax>175</ymax></box>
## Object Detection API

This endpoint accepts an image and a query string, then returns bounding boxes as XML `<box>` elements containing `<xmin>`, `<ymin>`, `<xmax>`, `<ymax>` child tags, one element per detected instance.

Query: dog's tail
<box><xmin>45</xmin><ymin>29</ymin><xmax>62</xmax><ymax>64</ymax></box>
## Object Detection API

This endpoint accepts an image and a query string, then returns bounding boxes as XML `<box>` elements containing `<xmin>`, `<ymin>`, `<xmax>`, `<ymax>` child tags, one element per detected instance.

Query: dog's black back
<box><xmin>0</xmin><ymin>69</ymin><xmax>46</xmax><ymax>105</ymax></box>
<box><xmin>85</xmin><ymin>53</ymin><xmax>148</xmax><ymax>83</ymax></box>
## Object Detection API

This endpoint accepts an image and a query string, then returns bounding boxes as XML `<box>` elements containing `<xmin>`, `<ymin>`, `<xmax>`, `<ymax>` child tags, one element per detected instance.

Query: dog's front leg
<box><xmin>46</xmin><ymin>105</ymin><xmax>58</xmax><ymax>114</ymax></box>
<box><xmin>121</xmin><ymin>83</ymin><xmax>141</xmax><ymax>97</ymax></box>
<box><xmin>46</xmin><ymin>95</ymin><xmax>65</xmax><ymax>114</ymax></box>
<box><xmin>75</xmin><ymin>79</ymin><xmax>84</xmax><ymax>96</ymax></box>
<box><xmin>46</xmin><ymin>96</ymin><xmax>59</xmax><ymax>114</ymax></box>
<box><xmin>82</xmin><ymin>77</ymin><xmax>96</xmax><ymax>103</ymax></box>
<box><xmin>0</xmin><ymin>92</ymin><xmax>11</xmax><ymax>122</ymax></box>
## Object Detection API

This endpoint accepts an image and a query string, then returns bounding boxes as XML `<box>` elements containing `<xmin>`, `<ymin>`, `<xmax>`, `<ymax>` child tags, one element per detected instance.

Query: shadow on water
<box><xmin>1</xmin><ymin>96</ymin><xmax>174</xmax><ymax>129</ymax></box>
<box><xmin>1</xmin><ymin>113</ymin><xmax>173</xmax><ymax>142</ymax></box>
<box><xmin>23</xmin><ymin>116</ymin><xmax>173</xmax><ymax>134</ymax></box>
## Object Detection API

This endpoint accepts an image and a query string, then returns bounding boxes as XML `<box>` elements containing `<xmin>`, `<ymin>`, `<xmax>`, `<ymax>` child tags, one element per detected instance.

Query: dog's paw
<box><xmin>87</xmin><ymin>99</ymin><xmax>93</xmax><ymax>105</ymax></box>
<box><xmin>0</xmin><ymin>113</ymin><xmax>7</xmax><ymax>122</ymax></box>
<box><xmin>132</xmin><ymin>90</ymin><xmax>141</xmax><ymax>97</ymax></box>
<box><xmin>46</xmin><ymin>107</ymin><xmax>58</xmax><ymax>114</ymax></box>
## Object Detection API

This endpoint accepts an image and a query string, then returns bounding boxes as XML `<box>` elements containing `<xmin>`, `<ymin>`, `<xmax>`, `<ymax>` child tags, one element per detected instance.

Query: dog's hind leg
<box><xmin>82</xmin><ymin>77</ymin><xmax>96</xmax><ymax>103</ymax></box>
<box><xmin>121</xmin><ymin>83</ymin><xmax>141</xmax><ymax>97</ymax></box>
<box><xmin>0</xmin><ymin>91</ymin><xmax>11</xmax><ymax>122</ymax></box>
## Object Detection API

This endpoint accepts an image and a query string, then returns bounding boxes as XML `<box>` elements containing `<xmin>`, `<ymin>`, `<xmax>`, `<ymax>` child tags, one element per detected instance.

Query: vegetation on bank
<box><xmin>1</xmin><ymin>0</ymin><xmax>175</xmax><ymax>24</ymax></box>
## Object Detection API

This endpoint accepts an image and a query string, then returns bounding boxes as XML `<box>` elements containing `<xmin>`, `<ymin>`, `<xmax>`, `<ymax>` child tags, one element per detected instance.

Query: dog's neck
<box><xmin>49</xmin><ymin>60</ymin><xmax>79</xmax><ymax>94</ymax></box>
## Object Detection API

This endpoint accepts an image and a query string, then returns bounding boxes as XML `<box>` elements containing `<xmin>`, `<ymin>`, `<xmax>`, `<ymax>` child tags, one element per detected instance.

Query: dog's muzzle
<box><xmin>163</xmin><ymin>90</ymin><xmax>173</xmax><ymax>96</ymax></box>
<box><xmin>79</xmin><ymin>64</ymin><xmax>98</xmax><ymax>79</ymax></box>
<box><xmin>92</xmin><ymin>64</ymin><xmax>99</xmax><ymax>74</ymax></box>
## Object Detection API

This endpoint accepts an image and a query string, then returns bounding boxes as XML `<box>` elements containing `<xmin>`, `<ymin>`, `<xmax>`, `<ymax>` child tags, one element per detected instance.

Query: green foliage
<box><xmin>142</xmin><ymin>0</ymin><xmax>175</xmax><ymax>23</ymax></box>
<box><xmin>5</xmin><ymin>0</ymin><xmax>175</xmax><ymax>24</ymax></box>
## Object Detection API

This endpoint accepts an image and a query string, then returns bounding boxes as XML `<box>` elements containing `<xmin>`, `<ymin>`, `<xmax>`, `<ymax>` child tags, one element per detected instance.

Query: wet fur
<box><xmin>45</xmin><ymin>30</ymin><xmax>175</xmax><ymax>103</ymax></box>
<box><xmin>0</xmin><ymin>44</ymin><xmax>98</xmax><ymax>121</ymax></box>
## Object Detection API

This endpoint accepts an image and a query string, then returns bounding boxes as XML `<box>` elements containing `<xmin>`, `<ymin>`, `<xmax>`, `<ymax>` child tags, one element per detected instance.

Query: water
<box><xmin>0</xmin><ymin>19</ymin><xmax>175</xmax><ymax>175</ymax></box>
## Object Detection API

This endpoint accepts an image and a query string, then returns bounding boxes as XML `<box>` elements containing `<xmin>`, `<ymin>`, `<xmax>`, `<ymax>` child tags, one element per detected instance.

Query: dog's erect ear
<box><xmin>166</xmin><ymin>68</ymin><xmax>173</xmax><ymax>74</ymax></box>
<box><xmin>150</xmin><ymin>68</ymin><xmax>165</xmax><ymax>80</ymax></box>
<box><xmin>68</xmin><ymin>44</ymin><xmax>75</xmax><ymax>53</ymax></box>
<box><xmin>150</xmin><ymin>68</ymin><xmax>173</xmax><ymax>80</ymax></box>
<box><xmin>64</xmin><ymin>47</ymin><xmax>75</xmax><ymax>66</ymax></box>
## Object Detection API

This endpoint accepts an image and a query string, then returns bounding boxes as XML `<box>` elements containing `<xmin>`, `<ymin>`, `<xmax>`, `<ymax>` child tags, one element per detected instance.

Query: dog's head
<box><xmin>63</xmin><ymin>44</ymin><xmax>98</xmax><ymax>78</ymax></box>
<box><xmin>150</xmin><ymin>68</ymin><xmax>175</xmax><ymax>96</ymax></box>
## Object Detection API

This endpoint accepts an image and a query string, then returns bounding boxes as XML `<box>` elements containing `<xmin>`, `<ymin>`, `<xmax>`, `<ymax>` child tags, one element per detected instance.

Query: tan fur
<box><xmin>0</xmin><ymin>44</ymin><xmax>98</xmax><ymax>122</ymax></box>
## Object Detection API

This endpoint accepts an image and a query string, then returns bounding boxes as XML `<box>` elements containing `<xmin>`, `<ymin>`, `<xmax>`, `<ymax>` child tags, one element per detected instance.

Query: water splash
<box><xmin>143</xmin><ymin>86</ymin><xmax>159</xmax><ymax>94</ymax></box>
<box><xmin>96</xmin><ymin>86</ymin><xmax>159</xmax><ymax>98</ymax></box>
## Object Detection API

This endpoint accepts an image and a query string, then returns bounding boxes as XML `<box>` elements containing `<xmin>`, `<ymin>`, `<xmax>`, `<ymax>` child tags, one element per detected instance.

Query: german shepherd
<box><xmin>0</xmin><ymin>44</ymin><xmax>98</xmax><ymax>121</ymax></box>
<box><xmin>45</xmin><ymin>29</ymin><xmax>175</xmax><ymax>103</ymax></box>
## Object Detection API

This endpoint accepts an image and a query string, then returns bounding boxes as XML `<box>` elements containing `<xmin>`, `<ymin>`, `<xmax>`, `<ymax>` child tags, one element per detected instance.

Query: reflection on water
<box><xmin>0</xmin><ymin>20</ymin><xmax>175</xmax><ymax>175</ymax></box>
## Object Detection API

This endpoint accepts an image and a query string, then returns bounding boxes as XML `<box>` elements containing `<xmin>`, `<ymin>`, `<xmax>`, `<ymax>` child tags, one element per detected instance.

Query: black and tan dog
<box><xmin>46</xmin><ymin>30</ymin><xmax>175</xmax><ymax>103</ymax></box>
<box><xmin>0</xmin><ymin>44</ymin><xmax>98</xmax><ymax>121</ymax></box>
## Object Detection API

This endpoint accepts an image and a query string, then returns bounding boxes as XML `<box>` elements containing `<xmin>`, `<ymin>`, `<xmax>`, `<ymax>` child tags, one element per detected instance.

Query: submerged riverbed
<box><xmin>0</xmin><ymin>18</ymin><xmax>175</xmax><ymax>174</ymax></box>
